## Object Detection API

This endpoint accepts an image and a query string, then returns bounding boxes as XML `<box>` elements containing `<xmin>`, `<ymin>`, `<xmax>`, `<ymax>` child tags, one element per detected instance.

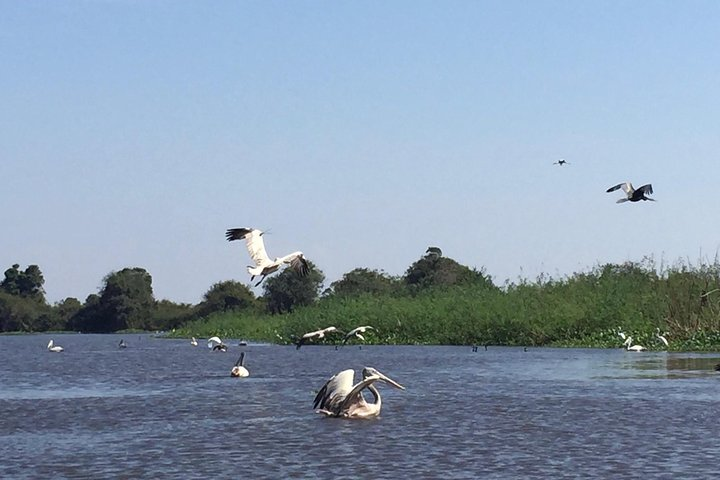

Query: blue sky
<box><xmin>2</xmin><ymin>1</ymin><xmax>720</xmax><ymax>304</ymax></box>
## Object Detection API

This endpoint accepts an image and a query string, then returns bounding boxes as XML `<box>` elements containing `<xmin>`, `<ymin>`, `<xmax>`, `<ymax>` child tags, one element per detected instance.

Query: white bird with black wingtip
<box><xmin>226</xmin><ymin>227</ymin><xmax>309</xmax><ymax>286</ymax></box>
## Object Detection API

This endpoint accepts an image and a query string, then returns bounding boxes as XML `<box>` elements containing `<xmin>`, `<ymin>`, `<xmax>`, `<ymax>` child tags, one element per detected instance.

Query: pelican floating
<box><xmin>624</xmin><ymin>336</ymin><xmax>646</xmax><ymax>352</ymax></box>
<box><xmin>118</xmin><ymin>339</ymin><xmax>127</xmax><ymax>349</ymax></box>
<box><xmin>606</xmin><ymin>182</ymin><xmax>655</xmax><ymax>203</ymax></box>
<box><xmin>190</xmin><ymin>337</ymin><xmax>198</xmax><ymax>346</ymax></box>
<box><xmin>47</xmin><ymin>339</ymin><xmax>64</xmax><ymax>353</ymax></box>
<box><xmin>226</xmin><ymin>227</ymin><xmax>310</xmax><ymax>286</ymax></box>
<box><xmin>296</xmin><ymin>326</ymin><xmax>341</xmax><ymax>349</ymax></box>
<box><xmin>314</xmin><ymin>367</ymin><xmax>405</xmax><ymax>418</ymax></box>
<box><xmin>208</xmin><ymin>336</ymin><xmax>227</xmax><ymax>352</ymax></box>
<box><xmin>230</xmin><ymin>352</ymin><xmax>249</xmax><ymax>377</ymax></box>
<box><xmin>342</xmin><ymin>326</ymin><xmax>375</xmax><ymax>345</ymax></box>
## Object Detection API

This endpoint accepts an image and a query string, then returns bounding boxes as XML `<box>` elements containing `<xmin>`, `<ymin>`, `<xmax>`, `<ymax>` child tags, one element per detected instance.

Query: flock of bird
<box><xmin>616</xmin><ymin>327</ymin><xmax>669</xmax><ymax>352</ymax></box>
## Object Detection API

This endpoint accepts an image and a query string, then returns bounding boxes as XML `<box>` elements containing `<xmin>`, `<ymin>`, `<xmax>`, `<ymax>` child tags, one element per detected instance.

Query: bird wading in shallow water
<box><xmin>313</xmin><ymin>367</ymin><xmax>405</xmax><ymax>418</ymax></box>
<box><xmin>226</xmin><ymin>227</ymin><xmax>309</xmax><ymax>286</ymax></box>
<box><xmin>606</xmin><ymin>182</ymin><xmax>655</xmax><ymax>203</ymax></box>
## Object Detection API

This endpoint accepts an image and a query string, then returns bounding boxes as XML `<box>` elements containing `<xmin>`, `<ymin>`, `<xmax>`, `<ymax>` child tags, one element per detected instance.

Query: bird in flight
<box><xmin>226</xmin><ymin>227</ymin><xmax>310</xmax><ymax>286</ymax></box>
<box><xmin>343</xmin><ymin>326</ymin><xmax>375</xmax><ymax>345</ymax></box>
<box><xmin>295</xmin><ymin>326</ymin><xmax>342</xmax><ymax>349</ymax></box>
<box><xmin>606</xmin><ymin>182</ymin><xmax>655</xmax><ymax>203</ymax></box>
<box><xmin>553</xmin><ymin>159</ymin><xmax>569</xmax><ymax>166</ymax></box>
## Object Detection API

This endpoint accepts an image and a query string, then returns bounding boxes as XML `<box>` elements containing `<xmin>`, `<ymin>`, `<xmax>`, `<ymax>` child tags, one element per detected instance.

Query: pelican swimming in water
<box><xmin>623</xmin><ymin>336</ymin><xmax>646</xmax><ymax>352</ymax></box>
<box><xmin>606</xmin><ymin>182</ymin><xmax>655</xmax><ymax>203</ymax></box>
<box><xmin>226</xmin><ymin>227</ymin><xmax>310</xmax><ymax>286</ymax></box>
<box><xmin>208</xmin><ymin>336</ymin><xmax>228</xmax><ymax>352</ymax></box>
<box><xmin>190</xmin><ymin>337</ymin><xmax>198</xmax><ymax>346</ymax></box>
<box><xmin>295</xmin><ymin>326</ymin><xmax>342</xmax><ymax>349</ymax></box>
<box><xmin>230</xmin><ymin>352</ymin><xmax>249</xmax><ymax>377</ymax></box>
<box><xmin>342</xmin><ymin>326</ymin><xmax>375</xmax><ymax>345</ymax></box>
<box><xmin>47</xmin><ymin>339</ymin><xmax>64</xmax><ymax>353</ymax></box>
<box><xmin>313</xmin><ymin>367</ymin><xmax>405</xmax><ymax>418</ymax></box>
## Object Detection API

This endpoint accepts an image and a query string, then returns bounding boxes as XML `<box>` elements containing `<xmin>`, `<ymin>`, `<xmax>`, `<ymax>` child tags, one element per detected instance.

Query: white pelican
<box><xmin>208</xmin><ymin>336</ymin><xmax>227</xmax><ymax>352</ymax></box>
<box><xmin>313</xmin><ymin>367</ymin><xmax>405</xmax><ymax>418</ymax></box>
<box><xmin>624</xmin><ymin>336</ymin><xmax>646</xmax><ymax>352</ymax></box>
<box><xmin>118</xmin><ymin>339</ymin><xmax>127</xmax><ymax>349</ymax></box>
<box><xmin>226</xmin><ymin>227</ymin><xmax>309</xmax><ymax>286</ymax></box>
<box><xmin>656</xmin><ymin>328</ymin><xmax>669</xmax><ymax>347</ymax></box>
<box><xmin>230</xmin><ymin>352</ymin><xmax>249</xmax><ymax>377</ymax></box>
<box><xmin>295</xmin><ymin>326</ymin><xmax>341</xmax><ymax>349</ymax></box>
<box><xmin>190</xmin><ymin>337</ymin><xmax>198</xmax><ymax>346</ymax></box>
<box><xmin>342</xmin><ymin>326</ymin><xmax>375</xmax><ymax>345</ymax></box>
<box><xmin>606</xmin><ymin>182</ymin><xmax>655</xmax><ymax>203</ymax></box>
<box><xmin>47</xmin><ymin>339</ymin><xmax>64</xmax><ymax>353</ymax></box>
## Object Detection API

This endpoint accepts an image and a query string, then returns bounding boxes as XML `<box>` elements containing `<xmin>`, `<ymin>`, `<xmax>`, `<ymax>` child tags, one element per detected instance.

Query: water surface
<box><xmin>2</xmin><ymin>334</ymin><xmax>719</xmax><ymax>478</ymax></box>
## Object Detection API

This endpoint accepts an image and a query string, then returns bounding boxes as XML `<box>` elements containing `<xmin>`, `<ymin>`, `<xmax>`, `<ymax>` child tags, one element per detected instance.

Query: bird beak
<box><xmin>377</xmin><ymin>371</ymin><xmax>405</xmax><ymax>390</ymax></box>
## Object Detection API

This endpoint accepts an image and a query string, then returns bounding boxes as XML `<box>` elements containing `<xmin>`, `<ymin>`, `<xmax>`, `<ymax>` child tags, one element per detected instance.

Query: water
<box><xmin>2</xmin><ymin>334</ymin><xmax>720</xmax><ymax>479</ymax></box>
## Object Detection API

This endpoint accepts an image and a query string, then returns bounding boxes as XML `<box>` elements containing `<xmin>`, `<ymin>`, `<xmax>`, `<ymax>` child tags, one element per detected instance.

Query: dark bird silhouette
<box><xmin>606</xmin><ymin>182</ymin><xmax>655</xmax><ymax>203</ymax></box>
<box><xmin>553</xmin><ymin>159</ymin><xmax>569</xmax><ymax>166</ymax></box>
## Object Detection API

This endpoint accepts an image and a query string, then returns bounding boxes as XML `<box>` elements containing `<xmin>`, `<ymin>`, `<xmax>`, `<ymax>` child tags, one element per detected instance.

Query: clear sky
<box><xmin>2</xmin><ymin>1</ymin><xmax>719</xmax><ymax>304</ymax></box>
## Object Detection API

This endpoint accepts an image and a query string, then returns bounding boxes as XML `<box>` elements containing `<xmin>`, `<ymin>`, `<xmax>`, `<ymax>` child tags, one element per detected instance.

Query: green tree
<box><xmin>1</xmin><ymin>264</ymin><xmax>46</xmax><ymax>301</ymax></box>
<box><xmin>263</xmin><ymin>262</ymin><xmax>325</xmax><ymax>314</ymax></box>
<box><xmin>150</xmin><ymin>300</ymin><xmax>194</xmax><ymax>331</ymax></box>
<box><xmin>330</xmin><ymin>268</ymin><xmax>401</xmax><ymax>297</ymax></box>
<box><xmin>195</xmin><ymin>280</ymin><xmax>257</xmax><ymax>318</ymax></box>
<box><xmin>404</xmin><ymin>255</ymin><xmax>495</xmax><ymax>291</ymax></box>
<box><xmin>71</xmin><ymin>268</ymin><xmax>156</xmax><ymax>332</ymax></box>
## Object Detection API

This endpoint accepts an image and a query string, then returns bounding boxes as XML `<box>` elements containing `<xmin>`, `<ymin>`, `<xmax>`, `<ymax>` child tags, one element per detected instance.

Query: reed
<box><xmin>173</xmin><ymin>258</ymin><xmax>720</xmax><ymax>350</ymax></box>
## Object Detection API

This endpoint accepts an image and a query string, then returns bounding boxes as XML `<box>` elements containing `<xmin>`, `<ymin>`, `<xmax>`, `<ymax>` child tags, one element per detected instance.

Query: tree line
<box><xmin>0</xmin><ymin>251</ymin><xmax>491</xmax><ymax>333</ymax></box>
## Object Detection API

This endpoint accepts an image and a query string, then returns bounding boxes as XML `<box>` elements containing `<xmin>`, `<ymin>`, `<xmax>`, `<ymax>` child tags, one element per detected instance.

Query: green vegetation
<box><xmin>4</xmin><ymin>253</ymin><xmax>720</xmax><ymax>351</ymax></box>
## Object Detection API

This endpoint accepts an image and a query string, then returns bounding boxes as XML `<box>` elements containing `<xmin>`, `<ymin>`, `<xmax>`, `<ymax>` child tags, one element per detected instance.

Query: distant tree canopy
<box><xmin>195</xmin><ymin>280</ymin><xmax>257</xmax><ymax>318</ymax></box>
<box><xmin>71</xmin><ymin>268</ymin><xmax>156</xmax><ymax>333</ymax></box>
<box><xmin>404</xmin><ymin>255</ymin><xmax>496</xmax><ymax>291</ymax></box>
<box><xmin>1</xmin><ymin>264</ymin><xmax>45</xmax><ymax>301</ymax></box>
<box><xmin>330</xmin><ymin>268</ymin><xmax>401</xmax><ymax>297</ymax></box>
<box><xmin>264</xmin><ymin>261</ymin><xmax>325</xmax><ymax>314</ymax></box>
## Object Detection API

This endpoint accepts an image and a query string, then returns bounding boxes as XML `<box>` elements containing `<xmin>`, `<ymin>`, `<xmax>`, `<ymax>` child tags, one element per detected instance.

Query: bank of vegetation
<box><xmin>3</xmin><ymin>253</ymin><xmax>720</xmax><ymax>350</ymax></box>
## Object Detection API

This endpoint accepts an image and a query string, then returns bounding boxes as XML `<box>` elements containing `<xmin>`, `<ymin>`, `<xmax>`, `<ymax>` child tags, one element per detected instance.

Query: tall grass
<box><xmin>174</xmin><ymin>258</ymin><xmax>720</xmax><ymax>350</ymax></box>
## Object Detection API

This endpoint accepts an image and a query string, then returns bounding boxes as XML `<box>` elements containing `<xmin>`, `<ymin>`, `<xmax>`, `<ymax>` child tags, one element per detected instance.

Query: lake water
<box><xmin>1</xmin><ymin>334</ymin><xmax>720</xmax><ymax>479</ymax></box>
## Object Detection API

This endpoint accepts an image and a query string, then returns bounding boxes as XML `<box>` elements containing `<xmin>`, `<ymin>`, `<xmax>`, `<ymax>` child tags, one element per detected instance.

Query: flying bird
<box><xmin>343</xmin><ymin>326</ymin><xmax>375</xmax><ymax>345</ymax></box>
<box><xmin>47</xmin><ymin>339</ymin><xmax>64</xmax><ymax>353</ymax></box>
<box><xmin>553</xmin><ymin>159</ymin><xmax>570</xmax><ymax>166</ymax></box>
<box><xmin>226</xmin><ymin>227</ymin><xmax>309</xmax><ymax>286</ymax></box>
<box><xmin>295</xmin><ymin>326</ymin><xmax>341</xmax><ymax>349</ymax></box>
<box><xmin>313</xmin><ymin>367</ymin><xmax>405</xmax><ymax>418</ymax></box>
<box><xmin>208</xmin><ymin>336</ymin><xmax>228</xmax><ymax>352</ymax></box>
<box><xmin>606</xmin><ymin>182</ymin><xmax>655</xmax><ymax>203</ymax></box>
<box><xmin>230</xmin><ymin>352</ymin><xmax>249</xmax><ymax>378</ymax></box>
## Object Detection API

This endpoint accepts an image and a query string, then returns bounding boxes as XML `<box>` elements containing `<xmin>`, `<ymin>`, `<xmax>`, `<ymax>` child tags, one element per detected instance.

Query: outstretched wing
<box><xmin>226</xmin><ymin>227</ymin><xmax>272</xmax><ymax>267</ymax></box>
<box><xmin>289</xmin><ymin>254</ymin><xmax>309</xmax><ymax>276</ymax></box>
<box><xmin>606</xmin><ymin>183</ymin><xmax>626</xmax><ymax>193</ymax></box>
<box><xmin>313</xmin><ymin>369</ymin><xmax>355</xmax><ymax>410</ymax></box>
<box><xmin>636</xmin><ymin>184</ymin><xmax>653</xmax><ymax>195</ymax></box>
